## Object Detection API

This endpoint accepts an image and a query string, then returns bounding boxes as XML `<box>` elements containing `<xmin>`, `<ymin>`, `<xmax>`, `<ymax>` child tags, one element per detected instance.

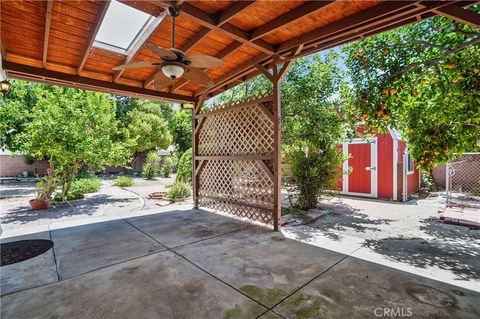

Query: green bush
<box><xmin>288</xmin><ymin>147</ymin><xmax>343</xmax><ymax>209</ymax></box>
<box><xmin>176</xmin><ymin>148</ymin><xmax>192</xmax><ymax>183</ymax></box>
<box><xmin>71</xmin><ymin>177</ymin><xmax>101</xmax><ymax>194</ymax></box>
<box><xmin>112</xmin><ymin>176</ymin><xmax>134</xmax><ymax>187</ymax></box>
<box><xmin>54</xmin><ymin>190</ymin><xmax>84</xmax><ymax>202</ymax></box>
<box><xmin>142</xmin><ymin>150</ymin><xmax>160</xmax><ymax>179</ymax></box>
<box><xmin>161</xmin><ymin>155</ymin><xmax>173</xmax><ymax>177</ymax></box>
<box><xmin>166</xmin><ymin>182</ymin><xmax>191</xmax><ymax>200</ymax></box>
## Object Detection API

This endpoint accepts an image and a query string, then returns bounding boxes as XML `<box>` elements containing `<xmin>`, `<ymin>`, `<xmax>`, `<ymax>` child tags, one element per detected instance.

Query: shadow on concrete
<box><xmin>303</xmin><ymin>201</ymin><xmax>395</xmax><ymax>240</ymax></box>
<box><xmin>419</xmin><ymin>217</ymin><xmax>480</xmax><ymax>241</ymax></box>
<box><xmin>363</xmin><ymin>236</ymin><xmax>480</xmax><ymax>280</ymax></box>
<box><xmin>0</xmin><ymin>194</ymin><xmax>138</xmax><ymax>226</ymax></box>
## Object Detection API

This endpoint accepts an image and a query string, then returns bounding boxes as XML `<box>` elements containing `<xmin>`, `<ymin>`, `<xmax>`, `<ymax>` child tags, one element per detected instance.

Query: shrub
<box><xmin>54</xmin><ymin>190</ymin><xmax>84</xmax><ymax>202</ymax></box>
<box><xmin>166</xmin><ymin>182</ymin><xmax>191</xmax><ymax>200</ymax></box>
<box><xmin>142</xmin><ymin>150</ymin><xmax>160</xmax><ymax>179</ymax></box>
<box><xmin>113</xmin><ymin>176</ymin><xmax>134</xmax><ymax>187</ymax></box>
<box><xmin>71</xmin><ymin>177</ymin><xmax>101</xmax><ymax>194</ymax></box>
<box><xmin>288</xmin><ymin>147</ymin><xmax>343</xmax><ymax>209</ymax></box>
<box><xmin>176</xmin><ymin>148</ymin><xmax>192</xmax><ymax>183</ymax></box>
<box><xmin>160</xmin><ymin>155</ymin><xmax>173</xmax><ymax>178</ymax></box>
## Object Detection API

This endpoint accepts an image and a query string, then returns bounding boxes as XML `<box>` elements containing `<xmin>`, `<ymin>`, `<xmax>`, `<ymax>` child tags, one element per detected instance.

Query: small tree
<box><xmin>176</xmin><ymin>148</ymin><xmax>192</xmax><ymax>183</ymax></box>
<box><xmin>142</xmin><ymin>150</ymin><xmax>160</xmax><ymax>179</ymax></box>
<box><xmin>20</xmin><ymin>86</ymin><xmax>129</xmax><ymax>197</ymax></box>
<box><xmin>169</xmin><ymin>110</ymin><xmax>192</xmax><ymax>154</ymax></box>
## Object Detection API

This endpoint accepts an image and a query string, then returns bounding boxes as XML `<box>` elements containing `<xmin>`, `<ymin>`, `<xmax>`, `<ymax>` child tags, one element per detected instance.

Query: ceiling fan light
<box><xmin>162</xmin><ymin>64</ymin><xmax>184</xmax><ymax>79</ymax></box>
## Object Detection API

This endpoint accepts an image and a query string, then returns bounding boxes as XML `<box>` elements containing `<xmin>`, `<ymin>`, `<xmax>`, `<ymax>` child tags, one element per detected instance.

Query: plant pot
<box><xmin>29</xmin><ymin>199</ymin><xmax>49</xmax><ymax>210</ymax></box>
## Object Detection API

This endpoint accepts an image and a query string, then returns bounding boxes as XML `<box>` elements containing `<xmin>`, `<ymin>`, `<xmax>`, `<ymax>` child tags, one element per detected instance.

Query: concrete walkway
<box><xmin>1</xmin><ymin>208</ymin><xmax>479</xmax><ymax>319</ymax></box>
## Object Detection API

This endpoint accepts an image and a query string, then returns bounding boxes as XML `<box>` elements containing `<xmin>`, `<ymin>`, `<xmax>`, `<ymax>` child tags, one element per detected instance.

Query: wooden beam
<box><xmin>217</xmin><ymin>1</ymin><xmax>256</xmax><ymax>27</ymax></box>
<box><xmin>77</xmin><ymin>0</ymin><xmax>111</xmax><ymax>75</ymax></box>
<box><xmin>254</xmin><ymin>64</ymin><xmax>273</xmax><ymax>82</ymax></box>
<box><xmin>256</xmin><ymin>160</ymin><xmax>274</xmax><ymax>183</ymax></box>
<box><xmin>180</xmin><ymin>27</ymin><xmax>211</xmax><ymax>52</ymax></box>
<box><xmin>42</xmin><ymin>0</ymin><xmax>53</xmax><ymax>68</ymax></box>
<box><xmin>195</xmin><ymin>155</ymin><xmax>274</xmax><ymax>161</ymax></box>
<box><xmin>272</xmin><ymin>63</ymin><xmax>282</xmax><ymax>231</ymax></box>
<box><xmin>250</xmin><ymin>1</ymin><xmax>334</xmax><ymax>41</ymax></box>
<box><xmin>194</xmin><ymin>117</ymin><xmax>206</xmax><ymax>136</ymax></box>
<box><xmin>433</xmin><ymin>5</ymin><xmax>480</xmax><ymax>28</ymax></box>
<box><xmin>180</xmin><ymin>2</ymin><xmax>275</xmax><ymax>54</ymax></box>
<box><xmin>257</xmin><ymin>103</ymin><xmax>274</xmax><ymax>123</ymax></box>
<box><xmin>170</xmin><ymin>41</ymin><xmax>243</xmax><ymax>92</ymax></box>
<box><xmin>3</xmin><ymin>61</ymin><xmax>194</xmax><ymax>103</ymax></box>
<box><xmin>194</xmin><ymin>160</ymin><xmax>205</xmax><ymax>176</ymax></box>
<box><xmin>277</xmin><ymin>1</ymin><xmax>419</xmax><ymax>53</ymax></box>
<box><xmin>195</xmin><ymin>94</ymin><xmax>273</xmax><ymax>118</ymax></box>
<box><xmin>114</xmin><ymin>10</ymin><xmax>168</xmax><ymax>82</ymax></box>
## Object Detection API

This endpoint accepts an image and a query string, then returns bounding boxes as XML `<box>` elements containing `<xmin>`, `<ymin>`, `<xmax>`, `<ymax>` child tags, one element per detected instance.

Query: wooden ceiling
<box><xmin>1</xmin><ymin>0</ymin><xmax>478</xmax><ymax>103</ymax></box>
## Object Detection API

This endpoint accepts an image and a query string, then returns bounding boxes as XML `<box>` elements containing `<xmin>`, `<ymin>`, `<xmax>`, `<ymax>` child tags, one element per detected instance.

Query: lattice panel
<box><xmin>198</xmin><ymin>160</ymin><xmax>274</xmax><ymax>225</ymax></box>
<box><xmin>198</xmin><ymin>103</ymin><xmax>274</xmax><ymax>156</ymax></box>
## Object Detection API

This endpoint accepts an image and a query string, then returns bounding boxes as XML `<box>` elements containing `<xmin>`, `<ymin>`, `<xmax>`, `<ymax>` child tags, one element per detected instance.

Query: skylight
<box><xmin>94</xmin><ymin>0</ymin><xmax>153</xmax><ymax>54</ymax></box>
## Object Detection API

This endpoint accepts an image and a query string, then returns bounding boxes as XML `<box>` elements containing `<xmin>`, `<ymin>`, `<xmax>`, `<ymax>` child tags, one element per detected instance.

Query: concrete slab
<box><xmin>0</xmin><ymin>232</ymin><xmax>58</xmax><ymax>295</ymax></box>
<box><xmin>1</xmin><ymin>250</ymin><xmax>268</xmax><ymax>319</ymax></box>
<box><xmin>258</xmin><ymin>311</ymin><xmax>284</xmax><ymax>318</ymax></box>
<box><xmin>175</xmin><ymin>226</ymin><xmax>346</xmax><ymax>308</ymax></box>
<box><xmin>51</xmin><ymin>219</ymin><xmax>164</xmax><ymax>279</ymax></box>
<box><xmin>273</xmin><ymin>256</ymin><xmax>480</xmax><ymax>319</ymax></box>
<box><xmin>127</xmin><ymin>209</ymin><xmax>250</xmax><ymax>248</ymax></box>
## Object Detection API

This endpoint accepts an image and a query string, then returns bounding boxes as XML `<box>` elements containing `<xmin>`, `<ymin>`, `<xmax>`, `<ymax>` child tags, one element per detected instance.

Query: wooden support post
<box><xmin>192</xmin><ymin>95</ymin><xmax>206</xmax><ymax>209</ymax></box>
<box><xmin>272</xmin><ymin>59</ymin><xmax>282</xmax><ymax>231</ymax></box>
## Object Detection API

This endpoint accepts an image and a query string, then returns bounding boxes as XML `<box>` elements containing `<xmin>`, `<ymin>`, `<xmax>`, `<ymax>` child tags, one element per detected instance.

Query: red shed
<box><xmin>339</xmin><ymin>128</ymin><xmax>420</xmax><ymax>201</ymax></box>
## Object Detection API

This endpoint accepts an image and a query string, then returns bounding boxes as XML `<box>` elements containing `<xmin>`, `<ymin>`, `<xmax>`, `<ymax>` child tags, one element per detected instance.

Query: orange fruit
<box><xmin>376</xmin><ymin>110</ymin><xmax>384</xmax><ymax>116</ymax></box>
<box><xmin>444</xmin><ymin>147</ymin><xmax>449</xmax><ymax>153</ymax></box>
<box><xmin>390</xmin><ymin>88</ymin><xmax>397</xmax><ymax>94</ymax></box>
<box><xmin>412</xmin><ymin>90</ymin><xmax>418</xmax><ymax>96</ymax></box>
<box><xmin>383</xmin><ymin>114</ymin><xmax>390</xmax><ymax>119</ymax></box>
<box><xmin>409</xmin><ymin>128</ymin><xmax>414</xmax><ymax>134</ymax></box>
<box><xmin>358</xmin><ymin>51</ymin><xmax>365</xmax><ymax>57</ymax></box>
<box><xmin>401</xmin><ymin>84</ymin><xmax>407</xmax><ymax>89</ymax></box>
<box><xmin>434</xmin><ymin>150</ymin><xmax>440</xmax><ymax>156</ymax></box>
<box><xmin>383</xmin><ymin>89</ymin><xmax>389</xmax><ymax>94</ymax></box>
<box><xmin>421</xmin><ymin>79</ymin><xmax>427</xmax><ymax>85</ymax></box>
<box><xmin>445</xmin><ymin>63</ymin><xmax>455</xmax><ymax>69</ymax></box>
<box><xmin>383</xmin><ymin>49</ymin><xmax>389</xmax><ymax>55</ymax></box>
<box><xmin>474</xmin><ymin>68</ymin><xmax>479</xmax><ymax>73</ymax></box>
<box><xmin>362</xmin><ymin>61</ymin><xmax>369</xmax><ymax>68</ymax></box>
<box><xmin>361</xmin><ymin>113</ymin><xmax>368</xmax><ymax>120</ymax></box>
<box><xmin>420</xmin><ymin>160</ymin><xmax>425</xmax><ymax>164</ymax></box>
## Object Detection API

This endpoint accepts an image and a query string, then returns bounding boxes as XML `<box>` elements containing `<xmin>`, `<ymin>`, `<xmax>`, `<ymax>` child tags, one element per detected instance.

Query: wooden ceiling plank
<box><xmin>42</xmin><ymin>0</ymin><xmax>53</xmax><ymax>68</ymax></box>
<box><xmin>217</xmin><ymin>1</ymin><xmax>256</xmax><ymax>27</ymax></box>
<box><xmin>77</xmin><ymin>0</ymin><xmax>111</xmax><ymax>75</ymax></box>
<box><xmin>180</xmin><ymin>2</ymin><xmax>275</xmax><ymax>54</ymax></box>
<box><xmin>170</xmin><ymin>41</ymin><xmax>243</xmax><ymax>92</ymax></box>
<box><xmin>180</xmin><ymin>26</ymin><xmax>211</xmax><ymax>53</ymax></box>
<box><xmin>3</xmin><ymin>60</ymin><xmax>194</xmax><ymax>103</ymax></box>
<box><xmin>433</xmin><ymin>5</ymin><xmax>480</xmax><ymax>28</ymax></box>
<box><xmin>114</xmin><ymin>9</ymin><xmax>168</xmax><ymax>82</ymax></box>
<box><xmin>250</xmin><ymin>0</ymin><xmax>335</xmax><ymax>41</ymax></box>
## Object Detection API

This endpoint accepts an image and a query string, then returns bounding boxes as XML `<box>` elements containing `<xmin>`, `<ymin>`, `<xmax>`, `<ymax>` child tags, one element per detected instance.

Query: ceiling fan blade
<box><xmin>153</xmin><ymin>71</ymin><xmax>172</xmax><ymax>90</ymax></box>
<box><xmin>112</xmin><ymin>61</ymin><xmax>156</xmax><ymax>71</ymax></box>
<box><xmin>186</xmin><ymin>55</ymin><xmax>224</xmax><ymax>69</ymax></box>
<box><xmin>145</xmin><ymin>43</ymin><xmax>176</xmax><ymax>59</ymax></box>
<box><xmin>183</xmin><ymin>67</ymin><xmax>213</xmax><ymax>87</ymax></box>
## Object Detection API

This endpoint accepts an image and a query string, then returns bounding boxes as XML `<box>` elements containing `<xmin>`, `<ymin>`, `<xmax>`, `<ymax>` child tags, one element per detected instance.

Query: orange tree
<box><xmin>343</xmin><ymin>8</ymin><xmax>480</xmax><ymax>172</ymax></box>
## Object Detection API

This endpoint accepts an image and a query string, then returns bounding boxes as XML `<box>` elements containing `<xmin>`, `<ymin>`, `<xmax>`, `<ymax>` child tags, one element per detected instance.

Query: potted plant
<box><xmin>29</xmin><ymin>168</ymin><xmax>57</xmax><ymax>210</ymax></box>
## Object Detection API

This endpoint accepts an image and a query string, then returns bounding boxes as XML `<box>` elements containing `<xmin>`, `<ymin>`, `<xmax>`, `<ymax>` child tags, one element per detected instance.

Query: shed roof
<box><xmin>1</xmin><ymin>0</ymin><xmax>476</xmax><ymax>103</ymax></box>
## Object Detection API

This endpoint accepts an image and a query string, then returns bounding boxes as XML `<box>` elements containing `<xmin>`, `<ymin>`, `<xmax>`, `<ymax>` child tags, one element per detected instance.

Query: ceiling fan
<box><xmin>112</xmin><ymin>6</ymin><xmax>224</xmax><ymax>90</ymax></box>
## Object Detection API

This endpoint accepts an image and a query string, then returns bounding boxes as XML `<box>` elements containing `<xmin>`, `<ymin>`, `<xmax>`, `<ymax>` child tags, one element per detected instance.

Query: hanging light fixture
<box><xmin>1</xmin><ymin>80</ymin><xmax>12</xmax><ymax>100</ymax></box>
<box><xmin>161</xmin><ymin>63</ymin><xmax>184</xmax><ymax>79</ymax></box>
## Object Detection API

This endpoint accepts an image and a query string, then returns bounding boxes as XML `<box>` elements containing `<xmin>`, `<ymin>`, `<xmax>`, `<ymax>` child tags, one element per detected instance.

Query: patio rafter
<box><xmin>433</xmin><ymin>5</ymin><xmax>480</xmax><ymax>28</ymax></box>
<box><xmin>42</xmin><ymin>0</ymin><xmax>53</xmax><ymax>68</ymax></box>
<box><xmin>77</xmin><ymin>0</ymin><xmax>112</xmax><ymax>75</ymax></box>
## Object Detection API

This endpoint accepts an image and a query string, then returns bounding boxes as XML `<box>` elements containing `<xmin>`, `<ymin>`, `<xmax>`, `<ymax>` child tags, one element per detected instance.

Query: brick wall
<box><xmin>0</xmin><ymin>155</ymin><xmax>50</xmax><ymax>177</ymax></box>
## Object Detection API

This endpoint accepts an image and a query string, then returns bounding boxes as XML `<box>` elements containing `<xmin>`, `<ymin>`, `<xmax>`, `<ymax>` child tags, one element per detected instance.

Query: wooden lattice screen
<box><xmin>193</xmin><ymin>93</ymin><xmax>277</xmax><ymax>226</ymax></box>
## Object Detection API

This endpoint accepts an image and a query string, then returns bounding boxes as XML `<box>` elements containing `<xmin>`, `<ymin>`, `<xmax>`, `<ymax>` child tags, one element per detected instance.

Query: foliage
<box><xmin>54</xmin><ymin>189</ymin><xmax>84</xmax><ymax>202</ymax></box>
<box><xmin>142</xmin><ymin>150</ymin><xmax>160</xmax><ymax>179</ymax></box>
<box><xmin>71</xmin><ymin>177</ymin><xmax>101</xmax><ymax>194</ymax></box>
<box><xmin>287</xmin><ymin>147</ymin><xmax>343</xmax><ymax>209</ymax></box>
<box><xmin>160</xmin><ymin>155</ymin><xmax>173</xmax><ymax>177</ymax></box>
<box><xmin>176</xmin><ymin>148</ymin><xmax>192</xmax><ymax>183</ymax></box>
<box><xmin>119</xmin><ymin>99</ymin><xmax>172</xmax><ymax>154</ymax></box>
<box><xmin>7</xmin><ymin>84</ymin><xmax>129</xmax><ymax>198</ymax></box>
<box><xmin>343</xmin><ymin>11</ymin><xmax>480</xmax><ymax>171</ymax></box>
<box><xmin>112</xmin><ymin>176</ymin><xmax>134</xmax><ymax>187</ymax></box>
<box><xmin>166</xmin><ymin>182</ymin><xmax>191</xmax><ymax>200</ymax></box>
<box><xmin>421</xmin><ymin>172</ymin><xmax>438</xmax><ymax>192</ymax></box>
<box><xmin>169</xmin><ymin>110</ymin><xmax>192</xmax><ymax>154</ymax></box>
<box><xmin>34</xmin><ymin>168</ymin><xmax>58</xmax><ymax>201</ymax></box>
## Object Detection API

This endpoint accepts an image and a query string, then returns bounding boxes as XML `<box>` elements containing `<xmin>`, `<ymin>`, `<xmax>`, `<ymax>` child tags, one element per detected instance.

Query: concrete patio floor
<box><xmin>1</xmin><ymin>208</ymin><xmax>479</xmax><ymax>319</ymax></box>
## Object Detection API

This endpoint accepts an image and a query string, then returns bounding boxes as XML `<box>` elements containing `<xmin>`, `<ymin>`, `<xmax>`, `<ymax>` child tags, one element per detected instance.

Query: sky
<box><xmin>95</xmin><ymin>0</ymin><xmax>152</xmax><ymax>50</ymax></box>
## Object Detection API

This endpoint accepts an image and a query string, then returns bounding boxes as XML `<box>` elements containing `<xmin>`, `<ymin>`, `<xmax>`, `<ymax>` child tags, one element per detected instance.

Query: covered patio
<box><xmin>2</xmin><ymin>207</ymin><xmax>479</xmax><ymax>318</ymax></box>
<box><xmin>2</xmin><ymin>0</ymin><xmax>480</xmax><ymax>318</ymax></box>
